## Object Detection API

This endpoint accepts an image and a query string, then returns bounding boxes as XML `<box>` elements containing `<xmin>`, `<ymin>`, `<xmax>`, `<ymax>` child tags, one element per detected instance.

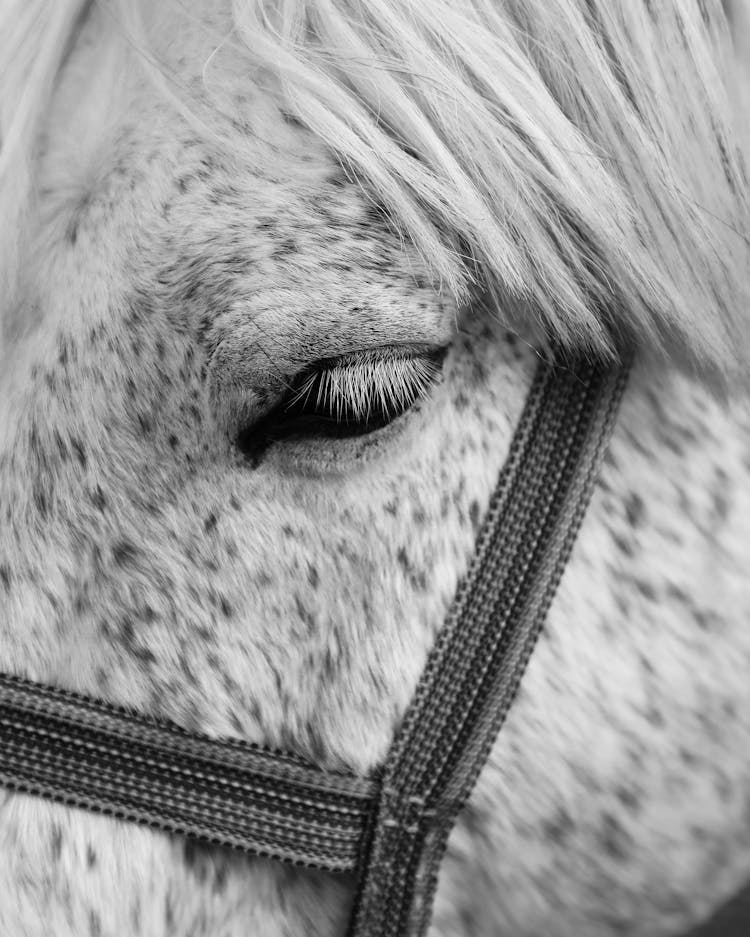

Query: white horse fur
<box><xmin>0</xmin><ymin>0</ymin><xmax>749</xmax><ymax>934</ymax></box>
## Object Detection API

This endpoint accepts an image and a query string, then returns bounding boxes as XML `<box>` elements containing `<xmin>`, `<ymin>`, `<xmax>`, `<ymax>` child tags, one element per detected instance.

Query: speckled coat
<box><xmin>1</xmin><ymin>4</ymin><xmax>750</xmax><ymax>937</ymax></box>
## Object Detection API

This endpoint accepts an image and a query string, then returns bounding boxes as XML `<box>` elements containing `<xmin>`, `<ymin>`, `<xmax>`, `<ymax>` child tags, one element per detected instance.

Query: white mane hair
<box><xmin>2</xmin><ymin>0</ymin><xmax>749</xmax><ymax>379</ymax></box>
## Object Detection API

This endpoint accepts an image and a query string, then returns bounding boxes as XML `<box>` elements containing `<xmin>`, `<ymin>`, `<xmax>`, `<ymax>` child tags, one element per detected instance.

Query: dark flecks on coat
<box><xmin>454</xmin><ymin>390</ymin><xmax>470</xmax><ymax>411</ymax></box>
<box><xmin>50</xmin><ymin>824</ymin><xmax>63</xmax><ymax>861</ymax></box>
<box><xmin>643</xmin><ymin>703</ymin><xmax>666</xmax><ymax>729</ymax></box>
<box><xmin>710</xmin><ymin>467</ymin><xmax>730</xmax><ymax>525</ymax></box>
<box><xmin>468</xmin><ymin>499</ymin><xmax>481</xmax><ymax>533</ymax></box>
<box><xmin>440</xmin><ymin>493</ymin><xmax>451</xmax><ymax>519</ymax></box>
<box><xmin>632</xmin><ymin>577</ymin><xmax>657</xmax><ymax>602</ymax></box>
<box><xmin>598</xmin><ymin>810</ymin><xmax>634</xmax><ymax>862</ymax></box>
<box><xmin>396</xmin><ymin>546</ymin><xmax>428</xmax><ymax>591</ymax></box>
<box><xmin>33</xmin><ymin>485</ymin><xmax>50</xmax><ymax>520</ymax></box>
<box><xmin>612</xmin><ymin>532</ymin><xmax>635</xmax><ymax>558</ymax></box>
<box><xmin>86</xmin><ymin>844</ymin><xmax>97</xmax><ymax>868</ymax></box>
<box><xmin>89</xmin><ymin>910</ymin><xmax>102</xmax><ymax>937</ymax></box>
<box><xmin>112</xmin><ymin>540</ymin><xmax>139</xmax><ymax>566</ymax></box>
<box><xmin>71</xmin><ymin>437</ymin><xmax>87</xmax><ymax>468</ymax></box>
<box><xmin>294</xmin><ymin>595</ymin><xmax>317</xmax><ymax>635</ymax></box>
<box><xmin>614</xmin><ymin>784</ymin><xmax>642</xmax><ymax>814</ymax></box>
<box><xmin>679</xmin><ymin>747</ymin><xmax>699</xmax><ymax>767</ymax></box>
<box><xmin>182</xmin><ymin>840</ymin><xmax>209</xmax><ymax>882</ymax></box>
<box><xmin>542</xmin><ymin>805</ymin><xmax>576</xmax><ymax>846</ymax></box>
<box><xmin>164</xmin><ymin>895</ymin><xmax>175</xmax><ymax>931</ymax></box>
<box><xmin>271</xmin><ymin>237</ymin><xmax>298</xmax><ymax>258</ymax></box>
<box><xmin>713</xmin><ymin>768</ymin><xmax>733</xmax><ymax>804</ymax></box>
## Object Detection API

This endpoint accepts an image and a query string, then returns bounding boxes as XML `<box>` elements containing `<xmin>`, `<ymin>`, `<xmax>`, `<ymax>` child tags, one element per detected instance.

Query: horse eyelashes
<box><xmin>284</xmin><ymin>348</ymin><xmax>445</xmax><ymax>427</ymax></box>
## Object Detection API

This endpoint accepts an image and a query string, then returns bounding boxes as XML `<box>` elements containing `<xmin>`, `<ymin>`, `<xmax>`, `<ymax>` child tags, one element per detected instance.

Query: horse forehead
<box><xmin>33</xmin><ymin>0</ymin><xmax>453</xmax><ymax>359</ymax></box>
<box><xmin>44</xmin><ymin>3</ymin><xmax>329</xmax><ymax>248</ymax></box>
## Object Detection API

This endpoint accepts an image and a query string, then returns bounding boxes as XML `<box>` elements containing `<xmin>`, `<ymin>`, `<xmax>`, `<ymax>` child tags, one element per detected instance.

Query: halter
<box><xmin>0</xmin><ymin>356</ymin><xmax>628</xmax><ymax>936</ymax></box>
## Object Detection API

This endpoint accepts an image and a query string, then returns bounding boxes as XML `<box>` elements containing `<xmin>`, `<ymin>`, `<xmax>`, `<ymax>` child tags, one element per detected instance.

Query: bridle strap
<box><xmin>0</xmin><ymin>356</ymin><xmax>628</xmax><ymax>930</ymax></box>
<box><xmin>0</xmin><ymin>670</ymin><xmax>376</xmax><ymax>871</ymax></box>
<box><xmin>346</xmin><ymin>358</ymin><xmax>629</xmax><ymax>937</ymax></box>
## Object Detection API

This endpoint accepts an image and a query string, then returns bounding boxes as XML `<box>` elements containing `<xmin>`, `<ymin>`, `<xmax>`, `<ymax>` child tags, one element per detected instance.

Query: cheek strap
<box><xmin>347</xmin><ymin>357</ymin><xmax>630</xmax><ymax>937</ymax></box>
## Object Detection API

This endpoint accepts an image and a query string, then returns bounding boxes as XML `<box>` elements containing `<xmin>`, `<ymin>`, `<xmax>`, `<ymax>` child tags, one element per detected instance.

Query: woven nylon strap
<box><xmin>346</xmin><ymin>358</ymin><xmax>629</xmax><ymax>937</ymax></box>
<box><xmin>0</xmin><ymin>357</ymin><xmax>627</xmax><ymax>931</ymax></box>
<box><xmin>0</xmin><ymin>671</ymin><xmax>376</xmax><ymax>870</ymax></box>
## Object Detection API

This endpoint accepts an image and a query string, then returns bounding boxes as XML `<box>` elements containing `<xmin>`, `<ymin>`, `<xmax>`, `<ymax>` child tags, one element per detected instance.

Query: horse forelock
<box><xmin>1</xmin><ymin>0</ymin><xmax>749</xmax><ymax>380</ymax></box>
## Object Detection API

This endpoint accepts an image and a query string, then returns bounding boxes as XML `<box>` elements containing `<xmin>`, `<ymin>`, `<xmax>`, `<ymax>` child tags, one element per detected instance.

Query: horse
<box><xmin>1</xmin><ymin>0</ymin><xmax>750</xmax><ymax>934</ymax></box>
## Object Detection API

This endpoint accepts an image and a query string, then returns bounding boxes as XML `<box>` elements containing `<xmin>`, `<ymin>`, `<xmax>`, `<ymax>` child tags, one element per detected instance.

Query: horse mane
<box><xmin>2</xmin><ymin>0</ymin><xmax>749</xmax><ymax>379</ymax></box>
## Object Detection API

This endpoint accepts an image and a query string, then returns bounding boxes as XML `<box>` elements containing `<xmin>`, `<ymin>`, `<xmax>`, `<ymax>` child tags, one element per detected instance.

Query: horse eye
<box><xmin>236</xmin><ymin>346</ymin><xmax>445</xmax><ymax>461</ymax></box>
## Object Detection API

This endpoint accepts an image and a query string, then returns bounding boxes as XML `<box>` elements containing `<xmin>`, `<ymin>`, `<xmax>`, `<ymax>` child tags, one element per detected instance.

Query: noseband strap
<box><xmin>0</xmin><ymin>670</ymin><xmax>376</xmax><ymax>870</ymax></box>
<box><xmin>0</xmin><ymin>356</ymin><xmax>628</xmax><ymax>936</ymax></box>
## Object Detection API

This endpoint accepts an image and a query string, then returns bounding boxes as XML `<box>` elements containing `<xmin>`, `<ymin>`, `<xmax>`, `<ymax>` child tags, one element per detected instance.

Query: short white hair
<box><xmin>2</xmin><ymin>0</ymin><xmax>749</xmax><ymax>377</ymax></box>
